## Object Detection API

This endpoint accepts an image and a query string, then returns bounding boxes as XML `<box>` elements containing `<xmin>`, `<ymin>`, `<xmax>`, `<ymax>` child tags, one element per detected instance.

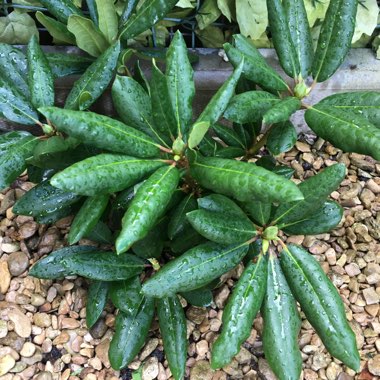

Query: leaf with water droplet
<box><xmin>86</xmin><ymin>280</ymin><xmax>109</xmax><ymax>328</ymax></box>
<box><xmin>109</xmin><ymin>277</ymin><xmax>143</xmax><ymax>315</ymax></box>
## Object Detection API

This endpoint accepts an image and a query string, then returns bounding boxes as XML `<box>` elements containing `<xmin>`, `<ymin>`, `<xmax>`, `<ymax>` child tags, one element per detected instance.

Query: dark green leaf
<box><xmin>62</xmin><ymin>251</ymin><xmax>145</xmax><ymax>281</ymax></box>
<box><xmin>109</xmin><ymin>277</ymin><xmax>143</xmax><ymax>314</ymax></box>
<box><xmin>64</xmin><ymin>41</ymin><xmax>120</xmax><ymax>110</ymax></box>
<box><xmin>243</xmin><ymin>239</ymin><xmax>262</xmax><ymax>265</ymax></box>
<box><xmin>267</xmin><ymin>0</ymin><xmax>300</xmax><ymax>78</ymax></box>
<box><xmin>214</xmin><ymin>147</ymin><xmax>245</xmax><ymax>158</ymax></box>
<box><xmin>197</xmin><ymin>193</ymin><xmax>247</xmax><ymax>217</ymax></box>
<box><xmin>190</xmin><ymin>155</ymin><xmax>303</xmax><ymax>203</ymax></box>
<box><xmin>116</xmin><ymin>165</ymin><xmax>179</xmax><ymax>254</ymax></box>
<box><xmin>133</xmin><ymin>61</ymin><xmax>150</xmax><ymax>94</ymax></box>
<box><xmin>212</xmin><ymin>124</ymin><xmax>245</xmax><ymax>148</ymax></box>
<box><xmin>39</xmin><ymin>0</ymin><xmax>83</xmax><ymax>23</ymax></box>
<box><xmin>263</xmin><ymin>97</ymin><xmax>301</xmax><ymax>125</ymax></box>
<box><xmin>157</xmin><ymin>296</ymin><xmax>187</xmax><ymax>380</ymax></box>
<box><xmin>240</xmin><ymin>200</ymin><xmax>271</xmax><ymax>226</ymax></box>
<box><xmin>39</xmin><ymin>108</ymin><xmax>160</xmax><ymax>158</ymax></box>
<box><xmin>267</xmin><ymin>121</ymin><xmax>297</xmax><ymax>155</ymax></box>
<box><xmin>86</xmin><ymin>281</ymin><xmax>109</xmax><ymax>328</ymax></box>
<box><xmin>86</xmin><ymin>0</ymin><xmax>99</xmax><ymax>25</ymax></box>
<box><xmin>280</xmin><ymin>244</ymin><xmax>360</xmax><ymax>370</ymax></box>
<box><xmin>0</xmin><ymin>131</ymin><xmax>31</xmax><ymax>155</ymax></box>
<box><xmin>46</xmin><ymin>53</ymin><xmax>94</xmax><ymax>78</ymax></box>
<box><xmin>180</xmin><ymin>286</ymin><xmax>213</xmax><ymax>307</ymax></box>
<box><xmin>305</xmin><ymin>105</ymin><xmax>380</xmax><ymax>160</ymax></box>
<box><xmin>109</xmin><ymin>297</ymin><xmax>155</xmax><ymax>369</ymax></box>
<box><xmin>262</xmin><ymin>255</ymin><xmax>302</xmax><ymax>380</ymax></box>
<box><xmin>169</xmin><ymin>226</ymin><xmax>206</xmax><ymax>255</ymax></box>
<box><xmin>119</xmin><ymin>0</ymin><xmax>138</xmax><ymax>26</ymax></box>
<box><xmin>272</xmin><ymin>165</ymin><xmax>294</xmax><ymax>179</ymax></box>
<box><xmin>35</xmin><ymin>203</ymin><xmax>79</xmax><ymax>224</ymax></box>
<box><xmin>85</xmin><ymin>221</ymin><xmax>114</xmax><ymax>244</ymax></box>
<box><xmin>33</xmin><ymin>136</ymin><xmax>79</xmax><ymax>164</ymax></box>
<box><xmin>211</xmin><ymin>255</ymin><xmax>267</xmax><ymax>369</ymax></box>
<box><xmin>312</xmin><ymin>0</ymin><xmax>358</xmax><ymax>82</ymax></box>
<box><xmin>198</xmin><ymin>135</ymin><xmax>222</xmax><ymax>157</ymax></box>
<box><xmin>142</xmin><ymin>241</ymin><xmax>249</xmax><ymax>298</ymax></box>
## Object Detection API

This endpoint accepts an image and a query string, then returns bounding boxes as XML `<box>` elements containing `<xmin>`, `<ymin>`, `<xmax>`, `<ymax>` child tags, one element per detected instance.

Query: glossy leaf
<box><xmin>112</xmin><ymin>75</ymin><xmax>169</xmax><ymax>146</ymax></box>
<box><xmin>86</xmin><ymin>0</ymin><xmax>99</xmax><ymax>25</ymax></box>
<box><xmin>282</xmin><ymin>200</ymin><xmax>343</xmax><ymax>235</ymax></box>
<box><xmin>51</xmin><ymin>154</ymin><xmax>164</xmax><ymax>196</ymax></box>
<box><xmin>166</xmin><ymin>31</ymin><xmax>195</xmax><ymax>138</ymax></box>
<box><xmin>35</xmin><ymin>203</ymin><xmax>79</xmax><ymax>224</ymax></box>
<box><xmin>0</xmin><ymin>131</ymin><xmax>31</xmax><ymax>155</ymax></box>
<box><xmin>142</xmin><ymin>241</ymin><xmax>249</xmax><ymax>298</ymax></box>
<box><xmin>116</xmin><ymin>165</ymin><xmax>179</xmax><ymax>254</ymax></box>
<box><xmin>212</xmin><ymin>124</ymin><xmax>245</xmax><ymax>148</ymax></box>
<box><xmin>39</xmin><ymin>107</ymin><xmax>160</xmax><ymax>158</ymax></box>
<box><xmin>29</xmin><ymin>245</ymin><xmax>96</xmax><ymax>279</ymax></box>
<box><xmin>86</xmin><ymin>281</ymin><xmax>109</xmax><ymax>328</ymax></box>
<box><xmin>95</xmin><ymin>0</ymin><xmax>118</xmax><ymax>43</ymax></box>
<box><xmin>283</xmin><ymin>0</ymin><xmax>313</xmax><ymax>78</ymax></box>
<box><xmin>109</xmin><ymin>297</ymin><xmax>155</xmax><ymax>369</ymax></box>
<box><xmin>169</xmin><ymin>226</ymin><xmax>206</xmax><ymax>255</ymax></box>
<box><xmin>280</xmin><ymin>244</ymin><xmax>360</xmax><ymax>370</ymax></box>
<box><xmin>157</xmin><ymin>296</ymin><xmax>187</xmax><ymax>380</ymax></box>
<box><xmin>198</xmin><ymin>135</ymin><xmax>222</xmax><ymax>157</ymax></box>
<box><xmin>267</xmin><ymin>0</ymin><xmax>300</xmax><ymax>78</ymax></box>
<box><xmin>35</xmin><ymin>12</ymin><xmax>76</xmax><ymax>45</ymax></box>
<box><xmin>33</xmin><ymin>136</ymin><xmax>79</xmax><ymax>164</ymax></box>
<box><xmin>0</xmin><ymin>137</ymin><xmax>39</xmax><ymax>190</ymax></box>
<box><xmin>319</xmin><ymin>91</ymin><xmax>380</xmax><ymax>127</ymax></box>
<box><xmin>85</xmin><ymin>221</ymin><xmax>114</xmax><ymax>244</ymax></box>
<box><xmin>224</xmin><ymin>91</ymin><xmax>280</xmax><ymax>124</ymax></box>
<box><xmin>39</xmin><ymin>0</ymin><xmax>83</xmax><ymax>23</ymax></box>
<box><xmin>262</xmin><ymin>255</ymin><xmax>302</xmax><ymax>380</ymax></box>
<box><xmin>119</xmin><ymin>0</ymin><xmax>138</xmax><ymax>26</ymax></box>
<box><xmin>181</xmin><ymin>286</ymin><xmax>213</xmax><ymax>307</ymax></box>
<box><xmin>133</xmin><ymin>61</ymin><xmax>150</xmax><ymax>94</ymax></box>
<box><xmin>190</xmin><ymin>155</ymin><xmax>303</xmax><ymax>203</ymax></box>
<box><xmin>240</xmin><ymin>200</ymin><xmax>271</xmax><ymax>226</ymax></box>
<box><xmin>13</xmin><ymin>180</ymin><xmax>81</xmax><ymax>218</ymax></box>
<box><xmin>215</xmin><ymin>147</ymin><xmax>246</xmax><ymax>158</ymax></box>
<box><xmin>109</xmin><ymin>277</ymin><xmax>143</xmax><ymax>315</ymax></box>
<box><xmin>167</xmin><ymin>195</ymin><xmax>196</xmax><ymax>240</ymax></box>
<box><xmin>187</xmin><ymin>209</ymin><xmax>256</xmax><ymax>245</ymax></box>
<box><xmin>61</xmin><ymin>251</ymin><xmax>145</xmax><ymax>281</ymax></box>
<box><xmin>224</xmin><ymin>37</ymin><xmax>288</xmax><ymax>92</ymax></box>
<box><xmin>188</xmin><ymin>60</ymin><xmax>243</xmax><ymax>147</ymax></box>
<box><xmin>68</xmin><ymin>194</ymin><xmax>109</xmax><ymax>244</ymax></box>
<box><xmin>197</xmin><ymin>193</ymin><xmax>247</xmax><ymax>217</ymax></box>
<box><xmin>119</xmin><ymin>0</ymin><xmax>178</xmax><ymax>40</ymax></box>
<box><xmin>46</xmin><ymin>53</ymin><xmax>93</xmax><ymax>78</ymax></box>
<box><xmin>267</xmin><ymin>121</ymin><xmax>297</xmax><ymax>155</ymax></box>
<box><xmin>273</xmin><ymin>163</ymin><xmax>346</xmax><ymax>224</ymax></box>
<box><xmin>188</xmin><ymin>121</ymin><xmax>210</xmax><ymax>150</ymax></box>
<box><xmin>211</xmin><ymin>255</ymin><xmax>267</xmax><ymax>369</ymax></box>
<box><xmin>263</xmin><ymin>97</ymin><xmax>301</xmax><ymax>125</ymax></box>
<box><xmin>305</xmin><ymin>105</ymin><xmax>380</xmax><ymax>160</ymax></box>
<box><xmin>64</xmin><ymin>41</ymin><xmax>120</xmax><ymax>109</ymax></box>
<box><xmin>312</xmin><ymin>0</ymin><xmax>358</xmax><ymax>82</ymax></box>
<box><xmin>27</xmin><ymin>35</ymin><xmax>55</xmax><ymax>108</ymax></box>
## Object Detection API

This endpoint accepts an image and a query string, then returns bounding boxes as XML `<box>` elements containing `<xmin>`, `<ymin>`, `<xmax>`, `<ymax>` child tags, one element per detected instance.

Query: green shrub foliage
<box><xmin>1</xmin><ymin>1</ymin><xmax>377</xmax><ymax>378</ymax></box>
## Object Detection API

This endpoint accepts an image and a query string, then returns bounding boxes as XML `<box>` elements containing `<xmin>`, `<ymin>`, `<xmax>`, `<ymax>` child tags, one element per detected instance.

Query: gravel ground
<box><xmin>0</xmin><ymin>135</ymin><xmax>379</xmax><ymax>380</ymax></box>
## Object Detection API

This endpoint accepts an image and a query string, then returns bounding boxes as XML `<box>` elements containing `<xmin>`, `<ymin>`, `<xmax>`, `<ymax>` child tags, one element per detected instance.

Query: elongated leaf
<box><xmin>188</xmin><ymin>60</ymin><xmax>243</xmax><ymax>147</ymax></box>
<box><xmin>36</xmin><ymin>12</ymin><xmax>76</xmax><ymax>45</ymax></box>
<box><xmin>224</xmin><ymin>39</ymin><xmax>288</xmax><ymax>92</ymax></box>
<box><xmin>157</xmin><ymin>296</ymin><xmax>187</xmax><ymax>380</ymax></box>
<box><xmin>67</xmin><ymin>15</ymin><xmax>109</xmax><ymax>57</ymax></box>
<box><xmin>142</xmin><ymin>241</ymin><xmax>249</xmax><ymax>298</ymax></box>
<box><xmin>0</xmin><ymin>131</ymin><xmax>31</xmax><ymax>155</ymax></box>
<box><xmin>168</xmin><ymin>194</ymin><xmax>197</xmax><ymax>240</ymax></box>
<box><xmin>273</xmin><ymin>163</ymin><xmax>346</xmax><ymax>224</ymax></box>
<box><xmin>150</xmin><ymin>60</ymin><xmax>177</xmax><ymax>139</ymax></box>
<box><xmin>198</xmin><ymin>135</ymin><xmax>222</xmax><ymax>157</ymax></box>
<box><xmin>33</xmin><ymin>136</ymin><xmax>79</xmax><ymax>164</ymax></box>
<box><xmin>95</xmin><ymin>0</ymin><xmax>118</xmax><ymax>43</ymax></box>
<box><xmin>240</xmin><ymin>200</ymin><xmax>271</xmax><ymax>226</ymax></box>
<box><xmin>211</xmin><ymin>255</ymin><xmax>267</xmax><ymax>369</ymax></box>
<box><xmin>39</xmin><ymin>0</ymin><xmax>83</xmax><ymax>23</ymax></box>
<box><xmin>119</xmin><ymin>0</ymin><xmax>178</xmax><ymax>40</ymax></box>
<box><xmin>64</xmin><ymin>41</ymin><xmax>120</xmax><ymax>109</ymax></box>
<box><xmin>267</xmin><ymin>0</ymin><xmax>300</xmax><ymax>78</ymax></box>
<box><xmin>312</xmin><ymin>0</ymin><xmax>358</xmax><ymax>82</ymax></box>
<box><xmin>68</xmin><ymin>194</ymin><xmax>109</xmax><ymax>244</ymax></box>
<box><xmin>0</xmin><ymin>44</ymin><xmax>29</xmax><ymax>96</ymax></box>
<box><xmin>85</xmin><ymin>221</ymin><xmax>114</xmax><ymax>244</ymax></box>
<box><xmin>181</xmin><ymin>286</ymin><xmax>213</xmax><ymax>307</ymax></box>
<box><xmin>110</xmin><ymin>277</ymin><xmax>143</xmax><ymax>314</ymax></box>
<box><xmin>169</xmin><ymin>225</ymin><xmax>206</xmax><ymax>255</ymax></box>
<box><xmin>187</xmin><ymin>209</ymin><xmax>256</xmax><ymax>245</ymax></box>
<box><xmin>51</xmin><ymin>154</ymin><xmax>164</xmax><ymax>196</ymax></box>
<box><xmin>166</xmin><ymin>31</ymin><xmax>195</xmax><ymax>138</ymax></box>
<box><xmin>262</xmin><ymin>255</ymin><xmax>302</xmax><ymax>380</ymax></box>
<box><xmin>215</xmin><ymin>146</ymin><xmax>245</xmax><ymax>158</ymax></box>
<box><xmin>109</xmin><ymin>297</ymin><xmax>155</xmax><ymax>370</ymax></box>
<box><xmin>282</xmin><ymin>200</ymin><xmax>343</xmax><ymax>235</ymax></box>
<box><xmin>267</xmin><ymin>121</ymin><xmax>297</xmax><ymax>155</ymax></box>
<box><xmin>13</xmin><ymin>180</ymin><xmax>81</xmax><ymax>218</ymax></box>
<box><xmin>198</xmin><ymin>193</ymin><xmax>247</xmax><ymax>217</ymax></box>
<box><xmin>62</xmin><ymin>251</ymin><xmax>145</xmax><ymax>281</ymax></box>
<box><xmin>119</xmin><ymin>0</ymin><xmax>138</xmax><ymax>26</ymax></box>
<box><xmin>133</xmin><ymin>61</ymin><xmax>150</xmax><ymax>94</ymax></box>
<box><xmin>116</xmin><ymin>165</ymin><xmax>179</xmax><ymax>254</ymax></box>
<box><xmin>280</xmin><ymin>245</ymin><xmax>360</xmax><ymax>370</ymax></box>
<box><xmin>35</xmin><ymin>203</ymin><xmax>79</xmax><ymax>224</ymax></box>
<box><xmin>46</xmin><ymin>53</ymin><xmax>94</xmax><ymax>78</ymax></box>
<box><xmin>224</xmin><ymin>91</ymin><xmax>280</xmax><ymax>124</ymax></box>
<box><xmin>112</xmin><ymin>75</ymin><xmax>169</xmax><ymax>146</ymax></box>
<box><xmin>27</xmin><ymin>35</ymin><xmax>55</xmax><ymax>109</ymax></box>
<box><xmin>190</xmin><ymin>155</ymin><xmax>303</xmax><ymax>204</ymax></box>
<box><xmin>86</xmin><ymin>0</ymin><xmax>99</xmax><ymax>25</ymax></box>
<box><xmin>305</xmin><ymin>105</ymin><xmax>380</xmax><ymax>160</ymax></box>
<box><xmin>283</xmin><ymin>0</ymin><xmax>313</xmax><ymax>78</ymax></box>
<box><xmin>86</xmin><ymin>281</ymin><xmax>109</xmax><ymax>328</ymax></box>
<box><xmin>0</xmin><ymin>137</ymin><xmax>39</xmax><ymax>190</ymax></box>
<box><xmin>39</xmin><ymin>107</ymin><xmax>160</xmax><ymax>158</ymax></box>
<box><xmin>319</xmin><ymin>91</ymin><xmax>380</xmax><ymax>127</ymax></box>
<box><xmin>263</xmin><ymin>97</ymin><xmax>301</xmax><ymax>125</ymax></box>
<box><xmin>212</xmin><ymin>124</ymin><xmax>245</xmax><ymax>148</ymax></box>
<box><xmin>29</xmin><ymin>245</ymin><xmax>96</xmax><ymax>279</ymax></box>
